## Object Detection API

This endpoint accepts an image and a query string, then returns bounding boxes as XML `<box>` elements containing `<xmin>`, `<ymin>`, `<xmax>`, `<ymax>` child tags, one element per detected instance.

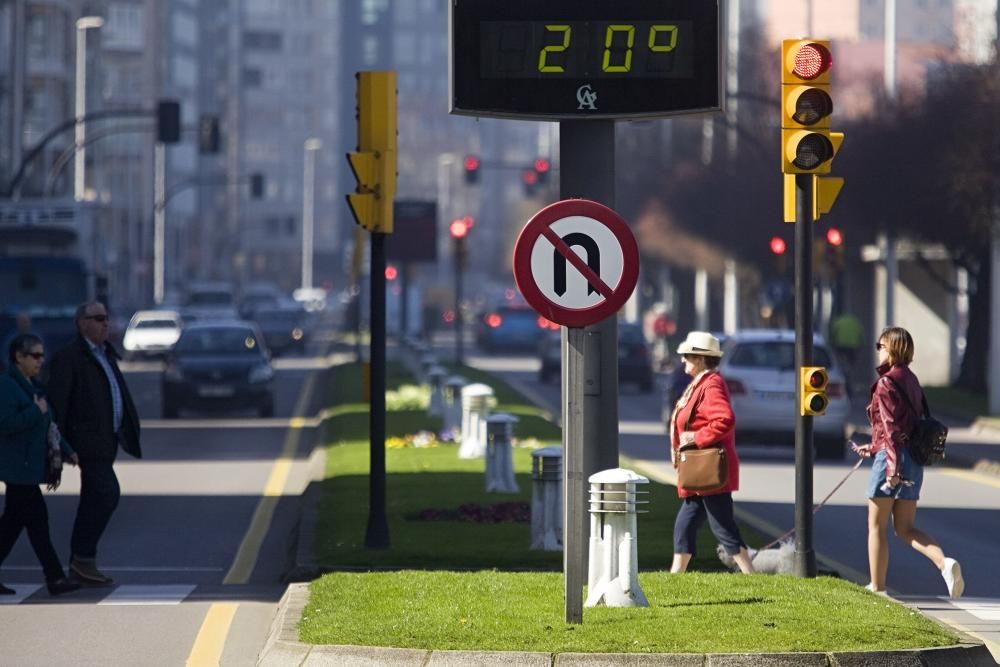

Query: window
<box><xmin>729</xmin><ymin>342</ymin><xmax>833</xmax><ymax>369</ymax></box>
<box><xmin>244</xmin><ymin>30</ymin><xmax>282</xmax><ymax>51</ymax></box>
<box><xmin>106</xmin><ymin>3</ymin><xmax>145</xmax><ymax>51</ymax></box>
<box><xmin>243</xmin><ymin>67</ymin><xmax>263</xmax><ymax>87</ymax></box>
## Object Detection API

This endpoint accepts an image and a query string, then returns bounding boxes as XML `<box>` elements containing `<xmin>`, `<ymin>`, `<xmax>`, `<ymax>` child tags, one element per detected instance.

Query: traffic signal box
<box><xmin>347</xmin><ymin>71</ymin><xmax>397</xmax><ymax>233</ymax></box>
<box><xmin>781</xmin><ymin>40</ymin><xmax>844</xmax><ymax>223</ymax></box>
<box><xmin>800</xmin><ymin>366</ymin><xmax>829</xmax><ymax>416</ymax></box>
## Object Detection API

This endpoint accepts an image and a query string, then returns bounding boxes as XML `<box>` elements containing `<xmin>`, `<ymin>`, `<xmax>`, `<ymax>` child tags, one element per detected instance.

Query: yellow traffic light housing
<box><xmin>346</xmin><ymin>71</ymin><xmax>397</xmax><ymax>233</ymax></box>
<box><xmin>800</xmin><ymin>366</ymin><xmax>829</xmax><ymax>416</ymax></box>
<box><xmin>781</xmin><ymin>40</ymin><xmax>842</xmax><ymax>175</ymax></box>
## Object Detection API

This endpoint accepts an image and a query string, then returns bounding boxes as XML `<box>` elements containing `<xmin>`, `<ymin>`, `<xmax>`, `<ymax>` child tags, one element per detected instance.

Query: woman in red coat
<box><xmin>668</xmin><ymin>332</ymin><xmax>753</xmax><ymax>574</ymax></box>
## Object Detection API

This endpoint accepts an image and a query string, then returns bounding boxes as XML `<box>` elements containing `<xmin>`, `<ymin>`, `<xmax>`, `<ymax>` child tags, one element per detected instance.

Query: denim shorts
<box><xmin>867</xmin><ymin>446</ymin><xmax>923</xmax><ymax>501</ymax></box>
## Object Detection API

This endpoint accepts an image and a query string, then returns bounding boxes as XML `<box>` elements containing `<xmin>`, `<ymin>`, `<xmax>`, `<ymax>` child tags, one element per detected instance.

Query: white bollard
<box><xmin>485</xmin><ymin>413</ymin><xmax>520</xmax><ymax>493</ymax></box>
<box><xmin>443</xmin><ymin>376</ymin><xmax>466</xmax><ymax>435</ymax></box>
<box><xmin>458</xmin><ymin>383</ymin><xmax>493</xmax><ymax>459</ymax></box>
<box><xmin>419</xmin><ymin>352</ymin><xmax>438</xmax><ymax>383</ymax></box>
<box><xmin>426</xmin><ymin>365</ymin><xmax>447</xmax><ymax>418</ymax></box>
<box><xmin>584</xmin><ymin>468</ymin><xmax>650</xmax><ymax>609</ymax></box>
<box><xmin>530</xmin><ymin>446</ymin><xmax>563</xmax><ymax>551</ymax></box>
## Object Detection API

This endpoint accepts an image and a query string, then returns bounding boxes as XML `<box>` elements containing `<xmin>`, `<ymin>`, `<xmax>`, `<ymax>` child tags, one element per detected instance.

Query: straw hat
<box><xmin>676</xmin><ymin>331</ymin><xmax>723</xmax><ymax>358</ymax></box>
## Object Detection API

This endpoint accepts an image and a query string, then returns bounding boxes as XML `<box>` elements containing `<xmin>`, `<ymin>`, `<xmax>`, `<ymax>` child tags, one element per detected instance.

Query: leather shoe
<box><xmin>47</xmin><ymin>577</ymin><xmax>82</xmax><ymax>596</ymax></box>
<box><xmin>70</xmin><ymin>558</ymin><xmax>114</xmax><ymax>586</ymax></box>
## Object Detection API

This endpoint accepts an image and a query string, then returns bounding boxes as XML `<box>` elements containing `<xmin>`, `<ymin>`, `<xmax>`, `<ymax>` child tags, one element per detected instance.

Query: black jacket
<box><xmin>48</xmin><ymin>336</ymin><xmax>141</xmax><ymax>462</ymax></box>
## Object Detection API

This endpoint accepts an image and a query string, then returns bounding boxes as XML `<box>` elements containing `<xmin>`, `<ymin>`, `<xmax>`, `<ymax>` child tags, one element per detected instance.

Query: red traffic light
<box><xmin>534</xmin><ymin>158</ymin><xmax>551</xmax><ymax>173</ymax></box>
<box><xmin>807</xmin><ymin>370</ymin><xmax>825</xmax><ymax>388</ymax></box>
<box><xmin>826</xmin><ymin>227</ymin><xmax>843</xmax><ymax>247</ymax></box>
<box><xmin>385</xmin><ymin>265</ymin><xmax>398</xmax><ymax>281</ymax></box>
<box><xmin>769</xmin><ymin>237</ymin><xmax>787</xmax><ymax>255</ymax></box>
<box><xmin>450</xmin><ymin>219</ymin><xmax>469</xmax><ymax>239</ymax></box>
<box><xmin>463</xmin><ymin>155</ymin><xmax>480</xmax><ymax>172</ymax></box>
<box><xmin>792</xmin><ymin>42</ymin><xmax>832</xmax><ymax>80</ymax></box>
<box><xmin>522</xmin><ymin>169</ymin><xmax>539</xmax><ymax>186</ymax></box>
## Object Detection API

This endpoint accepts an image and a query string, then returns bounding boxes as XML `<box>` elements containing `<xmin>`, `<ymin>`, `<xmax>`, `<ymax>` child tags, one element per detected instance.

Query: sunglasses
<box><xmin>85</xmin><ymin>314</ymin><xmax>109</xmax><ymax>323</ymax></box>
<box><xmin>23</xmin><ymin>352</ymin><xmax>44</xmax><ymax>360</ymax></box>
<box><xmin>875</xmin><ymin>342</ymin><xmax>886</xmax><ymax>351</ymax></box>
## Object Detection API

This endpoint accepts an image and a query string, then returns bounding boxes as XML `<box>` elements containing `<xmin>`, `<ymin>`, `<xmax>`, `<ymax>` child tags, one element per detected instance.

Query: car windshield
<box><xmin>255</xmin><ymin>309</ymin><xmax>302</xmax><ymax>323</ymax></box>
<box><xmin>135</xmin><ymin>319</ymin><xmax>177</xmax><ymax>329</ymax></box>
<box><xmin>728</xmin><ymin>342</ymin><xmax>832</xmax><ymax>369</ymax></box>
<box><xmin>175</xmin><ymin>328</ymin><xmax>262</xmax><ymax>355</ymax></box>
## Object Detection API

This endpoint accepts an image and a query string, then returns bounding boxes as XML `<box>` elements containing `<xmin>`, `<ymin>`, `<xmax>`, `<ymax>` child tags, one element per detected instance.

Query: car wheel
<box><xmin>258</xmin><ymin>399</ymin><xmax>275</xmax><ymax>418</ymax></box>
<box><xmin>162</xmin><ymin>400</ymin><xmax>179</xmax><ymax>419</ymax></box>
<box><xmin>815</xmin><ymin>436</ymin><xmax>846</xmax><ymax>461</ymax></box>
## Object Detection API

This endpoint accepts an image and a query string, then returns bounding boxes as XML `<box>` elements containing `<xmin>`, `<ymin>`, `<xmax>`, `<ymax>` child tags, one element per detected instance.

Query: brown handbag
<box><xmin>675</xmin><ymin>386</ymin><xmax>729</xmax><ymax>492</ymax></box>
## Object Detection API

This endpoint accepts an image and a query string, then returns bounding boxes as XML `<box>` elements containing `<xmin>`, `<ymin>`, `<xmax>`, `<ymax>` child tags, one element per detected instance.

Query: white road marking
<box><xmin>97</xmin><ymin>584</ymin><xmax>196</xmax><ymax>606</ymax></box>
<box><xmin>948</xmin><ymin>598</ymin><xmax>1000</xmax><ymax>621</ymax></box>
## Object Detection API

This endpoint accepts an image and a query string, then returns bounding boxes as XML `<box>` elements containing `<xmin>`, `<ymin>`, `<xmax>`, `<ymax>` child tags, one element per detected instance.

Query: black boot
<box><xmin>0</xmin><ymin>583</ymin><xmax>14</xmax><ymax>595</ymax></box>
<box><xmin>47</xmin><ymin>577</ymin><xmax>82</xmax><ymax>596</ymax></box>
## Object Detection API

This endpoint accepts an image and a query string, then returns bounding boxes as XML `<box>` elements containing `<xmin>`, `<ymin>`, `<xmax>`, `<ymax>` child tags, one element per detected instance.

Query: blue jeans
<box><xmin>673</xmin><ymin>493</ymin><xmax>747</xmax><ymax>556</ymax></box>
<box><xmin>867</xmin><ymin>447</ymin><xmax>923</xmax><ymax>501</ymax></box>
<box><xmin>71</xmin><ymin>460</ymin><xmax>120</xmax><ymax>560</ymax></box>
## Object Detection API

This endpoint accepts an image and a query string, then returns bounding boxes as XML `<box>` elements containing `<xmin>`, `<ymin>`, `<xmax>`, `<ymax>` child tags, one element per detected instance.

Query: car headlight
<box><xmin>291</xmin><ymin>328</ymin><xmax>303</xmax><ymax>341</ymax></box>
<box><xmin>248</xmin><ymin>364</ymin><xmax>274</xmax><ymax>383</ymax></box>
<box><xmin>163</xmin><ymin>364</ymin><xmax>184</xmax><ymax>382</ymax></box>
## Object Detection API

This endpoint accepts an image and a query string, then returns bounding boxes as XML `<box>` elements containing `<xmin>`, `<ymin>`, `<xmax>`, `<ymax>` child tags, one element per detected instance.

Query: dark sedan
<box><xmin>161</xmin><ymin>322</ymin><xmax>275</xmax><ymax>418</ymax></box>
<box><xmin>538</xmin><ymin>322</ymin><xmax>654</xmax><ymax>392</ymax></box>
<box><xmin>252</xmin><ymin>306</ymin><xmax>307</xmax><ymax>356</ymax></box>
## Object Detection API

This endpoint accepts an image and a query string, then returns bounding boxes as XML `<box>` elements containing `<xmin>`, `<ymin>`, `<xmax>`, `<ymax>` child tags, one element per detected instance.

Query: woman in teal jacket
<box><xmin>0</xmin><ymin>334</ymin><xmax>80</xmax><ymax>596</ymax></box>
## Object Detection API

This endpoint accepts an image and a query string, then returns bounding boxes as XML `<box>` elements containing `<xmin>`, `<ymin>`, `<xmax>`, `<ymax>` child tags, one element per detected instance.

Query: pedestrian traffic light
<box><xmin>346</xmin><ymin>71</ymin><xmax>397</xmax><ymax>233</ymax></box>
<box><xmin>800</xmin><ymin>366</ymin><xmax>829</xmax><ymax>416</ymax></box>
<box><xmin>780</xmin><ymin>40</ymin><xmax>843</xmax><ymax>175</ymax></box>
<box><xmin>463</xmin><ymin>155</ymin><xmax>480</xmax><ymax>184</ymax></box>
<box><xmin>198</xmin><ymin>114</ymin><xmax>221</xmax><ymax>154</ymax></box>
<box><xmin>534</xmin><ymin>158</ymin><xmax>551</xmax><ymax>184</ymax></box>
<box><xmin>156</xmin><ymin>100</ymin><xmax>181</xmax><ymax>144</ymax></box>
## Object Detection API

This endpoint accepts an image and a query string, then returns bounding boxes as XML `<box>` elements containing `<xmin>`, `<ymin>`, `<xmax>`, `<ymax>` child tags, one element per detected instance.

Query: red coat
<box><xmin>867</xmin><ymin>363</ymin><xmax>922</xmax><ymax>479</ymax></box>
<box><xmin>670</xmin><ymin>371</ymin><xmax>740</xmax><ymax>498</ymax></box>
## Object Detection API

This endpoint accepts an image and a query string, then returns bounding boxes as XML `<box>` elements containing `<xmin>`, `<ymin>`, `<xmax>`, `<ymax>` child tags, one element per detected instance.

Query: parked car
<box><xmin>718</xmin><ymin>329</ymin><xmax>849</xmax><ymax>459</ymax></box>
<box><xmin>252</xmin><ymin>305</ymin><xmax>307</xmax><ymax>356</ymax></box>
<box><xmin>538</xmin><ymin>321</ymin><xmax>655</xmax><ymax>392</ymax></box>
<box><xmin>122</xmin><ymin>310</ymin><xmax>182</xmax><ymax>359</ymax></box>
<box><xmin>475</xmin><ymin>305</ymin><xmax>551</xmax><ymax>352</ymax></box>
<box><xmin>161</xmin><ymin>322</ymin><xmax>274</xmax><ymax>418</ymax></box>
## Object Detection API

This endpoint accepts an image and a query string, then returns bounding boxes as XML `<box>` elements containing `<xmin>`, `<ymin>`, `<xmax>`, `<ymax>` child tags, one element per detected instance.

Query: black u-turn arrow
<box><xmin>553</xmin><ymin>232</ymin><xmax>600</xmax><ymax>296</ymax></box>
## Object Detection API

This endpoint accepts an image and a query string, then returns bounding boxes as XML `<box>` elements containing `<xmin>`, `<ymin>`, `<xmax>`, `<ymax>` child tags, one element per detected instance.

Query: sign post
<box><xmin>514</xmin><ymin>199</ymin><xmax>639</xmax><ymax>624</ymax></box>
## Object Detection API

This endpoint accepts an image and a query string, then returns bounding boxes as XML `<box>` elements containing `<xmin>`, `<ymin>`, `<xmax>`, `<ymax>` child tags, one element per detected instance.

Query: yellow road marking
<box><xmin>941</xmin><ymin>467</ymin><xmax>1000</xmax><ymax>489</ymax></box>
<box><xmin>186</xmin><ymin>603</ymin><xmax>239</xmax><ymax>666</ymax></box>
<box><xmin>223</xmin><ymin>373</ymin><xmax>317</xmax><ymax>584</ymax></box>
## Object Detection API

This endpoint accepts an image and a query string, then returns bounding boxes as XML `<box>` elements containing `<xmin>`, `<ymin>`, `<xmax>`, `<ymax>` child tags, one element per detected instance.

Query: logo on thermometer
<box><xmin>576</xmin><ymin>84</ymin><xmax>598</xmax><ymax>110</ymax></box>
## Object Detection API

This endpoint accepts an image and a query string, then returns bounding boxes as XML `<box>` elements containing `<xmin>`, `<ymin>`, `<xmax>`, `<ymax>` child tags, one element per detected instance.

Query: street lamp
<box><xmin>74</xmin><ymin>16</ymin><xmax>104</xmax><ymax>201</ymax></box>
<box><xmin>301</xmin><ymin>138</ymin><xmax>322</xmax><ymax>290</ymax></box>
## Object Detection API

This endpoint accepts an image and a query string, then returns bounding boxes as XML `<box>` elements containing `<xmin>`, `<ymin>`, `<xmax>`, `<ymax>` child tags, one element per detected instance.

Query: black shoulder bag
<box><xmin>883</xmin><ymin>377</ymin><xmax>948</xmax><ymax>467</ymax></box>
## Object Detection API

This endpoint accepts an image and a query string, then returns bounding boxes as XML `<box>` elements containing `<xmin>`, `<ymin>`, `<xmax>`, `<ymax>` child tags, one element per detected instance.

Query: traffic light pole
<box><xmin>454</xmin><ymin>237</ymin><xmax>465</xmax><ymax>365</ymax></box>
<box><xmin>365</xmin><ymin>231</ymin><xmax>390</xmax><ymax>549</ymax></box>
<box><xmin>794</xmin><ymin>174</ymin><xmax>817</xmax><ymax>578</ymax></box>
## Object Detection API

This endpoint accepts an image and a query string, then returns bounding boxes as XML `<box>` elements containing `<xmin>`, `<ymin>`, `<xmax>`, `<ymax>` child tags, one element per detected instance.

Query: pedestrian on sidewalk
<box><xmin>48</xmin><ymin>302</ymin><xmax>142</xmax><ymax>586</ymax></box>
<box><xmin>855</xmin><ymin>326</ymin><xmax>964</xmax><ymax>598</ymax></box>
<box><xmin>668</xmin><ymin>331</ymin><xmax>754</xmax><ymax>574</ymax></box>
<box><xmin>0</xmin><ymin>334</ymin><xmax>81</xmax><ymax>596</ymax></box>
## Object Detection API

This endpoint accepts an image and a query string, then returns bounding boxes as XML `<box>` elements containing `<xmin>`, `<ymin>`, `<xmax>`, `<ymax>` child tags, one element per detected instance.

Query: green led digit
<box><xmin>538</xmin><ymin>25</ymin><xmax>571</xmax><ymax>73</ymax></box>
<box><xmin>602</xmin><ymin>25</ymin><xmax>635</xmax><ymax>72</ymax></box>
<box><xmin>649</xmin><ymin>25</ymin><xmax>679</xmax><ymax>53</ymax></box>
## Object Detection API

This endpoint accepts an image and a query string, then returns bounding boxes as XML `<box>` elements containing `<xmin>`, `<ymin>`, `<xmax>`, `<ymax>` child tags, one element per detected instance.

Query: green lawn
<box><xmin>300</xmin><ymin>570</ymin><xmax>957</xmax><ymax>653</ymax></box>
<box><xmin>924</xmin><ymin>385</ymin><xmax>989</xmax><ymax>420</ymax></box>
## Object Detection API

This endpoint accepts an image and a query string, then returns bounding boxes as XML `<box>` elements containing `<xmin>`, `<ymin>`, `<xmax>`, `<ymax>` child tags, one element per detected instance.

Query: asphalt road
<box><xmin>0</xmin><ymin>356</ymin><xmax>333</xmax><ymax>666</ymax></box>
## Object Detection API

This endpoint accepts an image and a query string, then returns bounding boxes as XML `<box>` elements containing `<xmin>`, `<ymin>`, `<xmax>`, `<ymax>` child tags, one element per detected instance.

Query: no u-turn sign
<box><xmin>513</xmin><ymin>199</ymin><xmax>639</xmax><ymax>328</ymax></box>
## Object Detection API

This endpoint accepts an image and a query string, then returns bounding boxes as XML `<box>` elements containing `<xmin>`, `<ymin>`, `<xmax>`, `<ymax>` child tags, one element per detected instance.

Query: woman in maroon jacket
<box><xmin>857</xmin><ymin>327</ymin><xmax>964</xmax><ymax>598</ymax></box>
<box><xmin>668</xmin><ymin>332</ymin><xmax>753</xmax><ymax>574</ymax></box>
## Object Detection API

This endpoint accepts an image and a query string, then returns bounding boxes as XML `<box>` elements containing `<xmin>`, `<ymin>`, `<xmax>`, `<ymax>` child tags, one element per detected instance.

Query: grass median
<box><xmin>302</xmin><ymin>361</ymin><xmax>959</xmax><ymax>653</ymax></box>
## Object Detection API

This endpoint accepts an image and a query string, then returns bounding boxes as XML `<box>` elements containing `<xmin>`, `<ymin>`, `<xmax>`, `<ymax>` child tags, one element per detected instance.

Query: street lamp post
<box><xmin>74</xmin><ymin>16</ymin><xmax>104</xmax><ymax>202</ymax></box>
<box><xmin>301</xmin><ymin>138</ymin><xmax>322</xmax><ymax>290</ymax></box>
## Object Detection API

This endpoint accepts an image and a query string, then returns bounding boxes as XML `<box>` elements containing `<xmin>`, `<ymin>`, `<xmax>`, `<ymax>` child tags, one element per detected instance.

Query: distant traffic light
<box><xmin>198</xmin><ymin>114</ymin><xmax>221</xmax><ymax>154</ymax></box>
<box><xmin>521</xmin><ymin>168</ymin><xmax>538</xmax><ymax>196</ymax></box>
<box><xmin>449</xmin><ymin>218</ymin><xmax>469</xmax><ymax>239</ymax></box>
<box><xmin>385</xmin><ymin>264</ymin><xmax>398</xmax><ymax>281</ymax></box>
<box><xmin>534</xmin><ymin>158</ymin><xmax>551</xmax><ymax>184</ymax></box>
<box><xmin>770</xmin><ymin>237</ymin><xmax>787</xmax><ymax>255</ymax></box>
<box><xmin>780</xmin><ymin>40</ymin><xmax>842</xmax><ymax>175</ymax></box>
<box><xmin>826</xmin><ymin>227</ymin><xmax>843</xmax><ymax>247</ymax></box>
<box><xmin>800</xmin><ymin>366</ymin><xmax>829</xmax><ymax>416</ymax></box>
<box><xmin>463</xmin><ymin>155</ymin><xmax>480</xmax><ymax>185</ymax></box>
<box><xmin>156</xmin><ymin>99</ymin><xmax>181</xmax><ymax>144</ymax></box>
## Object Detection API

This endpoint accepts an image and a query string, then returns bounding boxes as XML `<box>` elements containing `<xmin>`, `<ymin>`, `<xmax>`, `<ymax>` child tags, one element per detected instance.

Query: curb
<box><xmin>257</xmin><ymin>584</ymin><xmax>997</xmax><ymax>667</ymax></box>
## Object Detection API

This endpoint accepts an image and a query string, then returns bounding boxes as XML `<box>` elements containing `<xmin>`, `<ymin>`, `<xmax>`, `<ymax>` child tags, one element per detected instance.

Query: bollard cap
<box><xmin>485</xmin><ymin>413</ymin><xmax>519</xmax><ymax>424</ymax></box>
<box><xmin>445</xmin><ymin>375</ymin><xmax>467</xmax><ymax>387</ymax></box>
<box><xmin>588</xmin><ymin>468</ymin><xmax>649</xmax><ymax>484</ymax></box>
<box><xmin>531</xmin><ymin>445</ymin><xmax>563</xmax><ymax>458</ymax></box>
<box><xmin>461</xmin><ymin>383</ymin><xmax>494</xmax><ymax>397</ymax></box>
<box><xmin>428</xmin><ymin>365</ymin><xmax>447</xmax><ymax>378</ymax></box>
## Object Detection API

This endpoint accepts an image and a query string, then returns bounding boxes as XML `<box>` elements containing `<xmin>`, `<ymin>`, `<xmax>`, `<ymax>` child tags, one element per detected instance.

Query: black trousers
<box><xmin>673</xmin><ymin>492</ymin><xmax>747</xmax><ymax>557</ymax></box>
<box><xmin>0</xmin><ymin>483</ymin><xmax>65</xmax><ymax>582</ymax></box>
<box><xmin>71</xmin><ymin>460</ymin><xmax>120</xmax><ymax>560</ymax></box>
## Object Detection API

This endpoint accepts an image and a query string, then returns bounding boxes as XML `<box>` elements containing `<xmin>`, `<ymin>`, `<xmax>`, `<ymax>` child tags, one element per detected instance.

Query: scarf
<box><xmin>668</xmin><ymin>369</ymin><xmax>717</xmax><ymax>465</ymax></box>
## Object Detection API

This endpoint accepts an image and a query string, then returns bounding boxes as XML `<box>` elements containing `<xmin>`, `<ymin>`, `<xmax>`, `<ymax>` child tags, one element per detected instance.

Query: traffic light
<box><xmin>463</xmin><ymin>155</ymin><xmax>480</xmax><ymax>184</ymax></box>
<box><xmin>769</xmin><ymin>236</ymin><xmax>787</xmax><ymax>255</ymax></box>
<box><xmin>800</xmin><ymin>366</ymin><xmax>829</xmax><ymax>416</ymax></box>
<box><xmin>780</xmin><ymin>40</ymin><xmax>842</xmax><ymax>175</ymax></box>
<box><xmin>346</xmin><ymin>71</ymin><xmax>397</xmax><ymax>233</ymax></box>
<box><xmin>825</xmin><ymin>227</ymin><xmax>845</xmax><ymax>272</ymax></box>
<box><xmin>450</xmin><ymin>218</ymin><xmax>469</xmax><ymax>268</ymax></box>
<box><xmin>521</xmin><ymin>168</ymin><xmax>538</xmax><ymax>196</ymax></box>
<box><xmin>198</xmin><ymin>114</ymin><xmax>221</xmax><ymax>154</ymax></box>
<box><xmin>156</xmin><ymin>100</ymin><xmax>181</xmax><ymax>144</ymax></box>
<box><xmin>534</xmin><ymin>158</ymin><xmax>551</xmax><ymax>184</ymax></box>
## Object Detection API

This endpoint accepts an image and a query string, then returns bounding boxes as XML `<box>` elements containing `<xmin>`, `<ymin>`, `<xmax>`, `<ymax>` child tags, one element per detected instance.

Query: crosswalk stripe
<box><xmin>97</xmin><ymin>584</ymin><xmax>196</xmax><ymax>606</ymax></box>
<box><xmin>948</xmin><ymin>598</ymin><xmax>1000</xmax><ymax>621</ymax></box>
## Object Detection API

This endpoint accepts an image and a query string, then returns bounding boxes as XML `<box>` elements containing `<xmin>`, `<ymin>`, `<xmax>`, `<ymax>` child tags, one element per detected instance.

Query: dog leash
<box><xmin>758</xmin><ymin>455</ymin><xmax>866</xmax><ymax>551</ymax></box>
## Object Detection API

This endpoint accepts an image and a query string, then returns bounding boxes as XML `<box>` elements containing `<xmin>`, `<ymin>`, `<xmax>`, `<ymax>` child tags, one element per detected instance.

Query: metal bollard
<box><xmin>426</xmin><ymin>365</ymin><xmax>447</xmax><ymax>418</ymax></box>
<box><xmin>458</xmin><ymin>383</ymin><xmax>493</xmax><ymax>459</ymax></box>
<box><xmin>584</xmin><ymin>468</ymin><xmax>649</xmax><ymax>608</ymax></box>
<box><xmin>442</xmin><ymin>376</ymin><xmax>467</xmax><ymax>434</ymax></box>
<box><xmin>485</xmin><ymin>413</ymin><xmax>520</xmax><ymax>493</ymax></box>
<box><xmin>530</xmin><ymin>446</ymin><xmax>563</xmax><ymax>551</ymax></box>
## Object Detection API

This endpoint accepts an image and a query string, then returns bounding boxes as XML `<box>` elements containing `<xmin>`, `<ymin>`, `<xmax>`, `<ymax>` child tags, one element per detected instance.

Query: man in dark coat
<box><xmin>48</xmin><ymin>301</ymin><xmax>141</xmax><ymax>585</ymax></box>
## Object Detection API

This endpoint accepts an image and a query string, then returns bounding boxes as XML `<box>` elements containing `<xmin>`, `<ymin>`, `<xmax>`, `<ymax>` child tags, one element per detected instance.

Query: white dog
<box><xmin>716</xmin><ymin>539</ymin><xmax>797</xmax><ymax>575</ymax></box>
